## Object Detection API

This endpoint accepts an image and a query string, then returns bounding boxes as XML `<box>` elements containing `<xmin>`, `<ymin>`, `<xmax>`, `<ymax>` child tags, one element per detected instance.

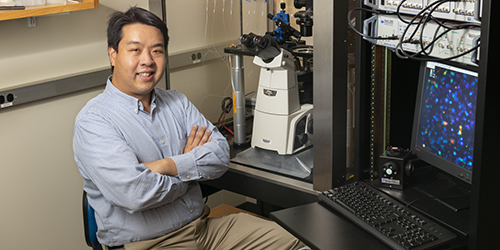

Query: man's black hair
<box><xmin>107</xmin><ymin>7</ymin><xmax>169</xmax><ymax>54</ymax></box>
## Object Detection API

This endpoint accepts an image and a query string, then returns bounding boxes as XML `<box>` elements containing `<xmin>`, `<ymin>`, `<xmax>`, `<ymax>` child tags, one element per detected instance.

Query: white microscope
<box><xmin>241</xmin><ymin>33</ymin><xmax>313</xmax><ymax>155</ymax></box>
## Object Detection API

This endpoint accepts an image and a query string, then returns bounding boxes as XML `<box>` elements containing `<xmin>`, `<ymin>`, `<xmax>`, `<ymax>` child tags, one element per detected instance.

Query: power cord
<box><xmin>395</xmin><ymin>0</ymin><xmax>480</xmax><ymax>61</ymax></box>
<box><xmin>217</xmin><ymin>97</ymin><xmax>234</xmax><ymax>136</ymax></box>
<box><xmin>350</xmin><ymin>0</ymin><xmax>481</xmax><ymax>62</ymax></box>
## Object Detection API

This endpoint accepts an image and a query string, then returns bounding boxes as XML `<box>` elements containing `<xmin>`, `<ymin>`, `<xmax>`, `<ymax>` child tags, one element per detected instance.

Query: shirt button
<box><xmin>134</xmin><ymin>109</ymin><xmax>138</xmax><ymax>112</ymax></box>
<box><xmin>161</xmin><ymin>140</ymin><xmax>165</xmax><ymax>144</ymax></box>
<box><xmin>186</xmin><ymin>175</ymin><xmax>191</xmax><ymax>179</ymax></box>
<box><xmin>190</xmin><ymin>209</ymin><xmax>193</xmax><ymax>213</ymax></box>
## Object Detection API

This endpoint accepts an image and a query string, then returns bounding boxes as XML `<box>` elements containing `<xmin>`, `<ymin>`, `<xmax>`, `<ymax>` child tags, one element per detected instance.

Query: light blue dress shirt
<box><xmin>73</xmin><ymin>77</ymin><xmax>230</xmax><ymax>246</ymax></box>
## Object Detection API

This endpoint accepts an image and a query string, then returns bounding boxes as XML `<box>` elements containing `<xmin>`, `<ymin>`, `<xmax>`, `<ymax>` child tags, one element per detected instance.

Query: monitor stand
<box><xmin>413</xmin><ymin>178</ymin><xmax>471</xmax><ymax>212</ymax></box>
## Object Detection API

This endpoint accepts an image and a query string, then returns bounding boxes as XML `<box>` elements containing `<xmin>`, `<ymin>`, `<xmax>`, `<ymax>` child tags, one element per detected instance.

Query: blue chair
<box><xmin>82</xmin><ymin>190</ymin><xmax>103</xmax><ymax>250</ymax></box>
<box><xmin>81</xmin><ymin>184</ymin><xmax>217</xmax><ymax>250</ymax></box>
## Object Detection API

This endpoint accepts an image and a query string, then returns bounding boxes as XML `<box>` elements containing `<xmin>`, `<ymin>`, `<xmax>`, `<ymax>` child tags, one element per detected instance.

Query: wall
<box><xmin>0</xmin><ymin>1</ymin><xmax>266</xmax><ymax>249</ymax></box>
<box><xmin>166</xmin><ymin>0</ymin><xmax>266</xmax><ymax>121</ymax></box>
<box><xmin>0</xmin><ymin>87</ymin><xmax>102</xmax><ymax>250</ymax></box>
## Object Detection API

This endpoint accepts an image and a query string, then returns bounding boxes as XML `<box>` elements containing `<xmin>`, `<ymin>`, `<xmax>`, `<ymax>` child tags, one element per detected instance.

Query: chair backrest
<box><xmin>81</xmin><ymin>184</ymin><xmax>214</xmax><ymax>250</ymax></box>
<box><xmin>82</xmin><ymin>191</ymin><xmax>103</xmax><ymax>250</ymax></box>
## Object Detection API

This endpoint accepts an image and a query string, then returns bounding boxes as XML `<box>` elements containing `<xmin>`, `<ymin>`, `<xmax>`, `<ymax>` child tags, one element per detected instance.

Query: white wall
<box><xmin>0</xmin><ymin>87</ymin><xmax>103</xmax><ymax>250</ymax></box>
<box><xmin>0</xmin><ymin>4</ymin><xmax>118</xmax><ymax>249</ymax></box>
<box><xmin>166</xmin><ymin>0</ymin><xmax>266</xmax><ymax>121</ymax></box>
<box><xmin>0</xmin><ymin>1</ymin><xmax>267</xmax><ymax>249</ymax></box>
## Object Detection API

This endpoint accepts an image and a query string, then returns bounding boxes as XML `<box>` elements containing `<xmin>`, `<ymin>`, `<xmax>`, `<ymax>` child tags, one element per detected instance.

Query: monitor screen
<box><xmin>411</xmin><ymin>61</ymin><xmax>479</xmax><ymax>185</ymax></box>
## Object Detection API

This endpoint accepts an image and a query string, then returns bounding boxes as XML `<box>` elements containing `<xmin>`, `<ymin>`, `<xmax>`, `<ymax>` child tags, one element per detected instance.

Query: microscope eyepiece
<box><xmin>240</xmin><ymin>33</ymin><xmax>256</xmax><ymax>47</ymax></box>
<box><xmin>253</xmin><ymin>36</ymin><xmax>268</xmax><ymax>49</ymax></box>
<box><xmin>240</xmin><ymin>33</ymin><xmax>281</xmax><ymax>62</ymax></box>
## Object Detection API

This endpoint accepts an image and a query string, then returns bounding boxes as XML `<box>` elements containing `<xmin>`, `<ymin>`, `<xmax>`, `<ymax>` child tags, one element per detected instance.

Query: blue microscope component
<box><xmin>271</xmin><ymin>3</ymin><xmax>290</xmax><ymax>41</ymax></box>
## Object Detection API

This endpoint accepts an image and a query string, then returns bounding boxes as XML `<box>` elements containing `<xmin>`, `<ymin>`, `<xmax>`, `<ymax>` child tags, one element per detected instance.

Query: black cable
<box><xmin>348</xmin><ymin>0</ymin><xmax>481</xmax><ymax>62</ymax></box>
<box><xmin>221</xmin><ymin>97</ymin><xmax>233</xmax><ymax>114</ymax></box>
<box><xmin>395</xmin><ymin>17</ymin><xmax>452</xmax><ymax>59</ymax></box>
<box><xmin>416</xmin><ymin>8</ymin><xmax>475</xmax><ymax>57</ymax></box>
<box><xmin>396</xmin><ymin>0</ymin><xmax>448</xmax><ymax>25</ymax></box>
<box><xmin>217</xmin><ymin>97</ymin><xmax>235</xmax><ymax>136</ymax></box>
<box><xmin>217</xmin><ymin>97</ymin><xmax>233</xmax><ymax>131</ymax></box>
<box><xmin>398</xmin><ymin>22</ymin><xmax>480</xmax><ymax>62</ymax></box>
<box><xmin>418</xmin><ymin>13</ymin><xmax>441</xmax><ymax>57</ymax></box>
<box><xmin>394</xmin><ymin>0</ymin><xmax>480</xmax><ymax>62</ymax></box>
<box><xmin>400</xmin><ymin>42</ymin><xmax>480</xmax><ymax>63</ymax></box>
<box><xmin>417</xmin><ymin>18</ymin><xmax>480</xmax><ymax>58</ymax></box>
<box><xmin>395</xmin><ymin>0</ymin><xmax>449</xmax><ymax>59</ymax></box>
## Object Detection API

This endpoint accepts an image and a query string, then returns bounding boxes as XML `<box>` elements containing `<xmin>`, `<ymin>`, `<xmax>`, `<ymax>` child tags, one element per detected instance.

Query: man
<box><xmin>73</xmin><ymin>7</ymin><xmax>305</xmax><ymax>250</ymax></box>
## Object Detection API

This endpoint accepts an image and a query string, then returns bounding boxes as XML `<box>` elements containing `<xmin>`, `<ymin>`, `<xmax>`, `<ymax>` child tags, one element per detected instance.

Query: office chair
<box><xmin>82</xmin><ymin>190</ymin><xmax>103</xmax><ymax>250</ymax></box>
<box><xmin>81</xmin><ymin>184</ymin><xmax>217</xmax><ymax>250</ymax></box>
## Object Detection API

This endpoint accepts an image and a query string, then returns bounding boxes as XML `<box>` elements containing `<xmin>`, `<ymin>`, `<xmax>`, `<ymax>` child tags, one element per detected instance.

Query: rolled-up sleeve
<box><xmin>168</xmin><ymin>91</ymin><xmax>230</xmax><ymax>182</ymax></box>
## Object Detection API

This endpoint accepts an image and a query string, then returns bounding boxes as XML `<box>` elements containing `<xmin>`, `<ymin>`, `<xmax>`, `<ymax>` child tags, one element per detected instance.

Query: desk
<box><xmin>270</xmin><ymin>202</ymin><xmax>389</xmax><ymax>250</ymax></box>
<box><xmin>270</xmin><ymin>176</ymin><xmax>469</xmax><ymax>250</ymax></box>
<box><xmin>203</xmin><ymin>161</ymin><xmax>319</xmax><ymax>209</ymax></box>
<box><xmin>271</xmin><ymin>201</ymin><xmax>467</xmax><ymax>250</ymax></box>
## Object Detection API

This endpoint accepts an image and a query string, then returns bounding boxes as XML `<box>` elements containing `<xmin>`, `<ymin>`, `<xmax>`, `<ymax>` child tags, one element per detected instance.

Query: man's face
<box><xmin>108</xmin><ymin>23</ymin><xmax>166</xmax><ymax>101</ymax></box>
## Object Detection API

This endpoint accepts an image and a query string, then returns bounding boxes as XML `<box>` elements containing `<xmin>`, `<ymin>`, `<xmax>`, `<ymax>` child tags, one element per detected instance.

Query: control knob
<box><xmin>382</xmin><ymin>162</ymin><xmax>399</xmax><ymax>177</ymax></box>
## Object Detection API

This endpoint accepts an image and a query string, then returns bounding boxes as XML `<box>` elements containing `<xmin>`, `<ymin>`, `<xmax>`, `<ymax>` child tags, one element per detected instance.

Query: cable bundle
<box><xmin>348</xmin><ymin>0</ymin><xmax>481</xmax><ymax>62</ymax></box>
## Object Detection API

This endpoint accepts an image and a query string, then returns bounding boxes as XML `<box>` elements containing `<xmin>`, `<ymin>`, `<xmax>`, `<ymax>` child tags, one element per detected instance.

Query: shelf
<box><xmin>0</xmin><ymin>0</ymin><xmax>98</xmax><ymax>21</ymax></box>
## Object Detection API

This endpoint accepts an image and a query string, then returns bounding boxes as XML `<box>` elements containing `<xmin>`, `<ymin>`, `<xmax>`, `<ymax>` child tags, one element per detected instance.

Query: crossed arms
<box><xmin>143</xmin><ymin>124</ymin><xmax>213</xmax><ymax>176</ymax></box>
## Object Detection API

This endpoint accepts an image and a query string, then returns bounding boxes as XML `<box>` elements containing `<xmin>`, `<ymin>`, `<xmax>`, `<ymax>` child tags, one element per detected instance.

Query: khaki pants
<box><xmin>105</xmin><ymin>205</ymin><xmax>305</xmax><ymax>250</ymax></box>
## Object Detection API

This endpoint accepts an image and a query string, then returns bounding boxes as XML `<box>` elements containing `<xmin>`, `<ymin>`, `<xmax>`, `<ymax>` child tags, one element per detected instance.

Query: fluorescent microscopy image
<box><xmin>416</xmin><ymin>66</ymin><xmax>478</xmax><ymax>171</ymax></box>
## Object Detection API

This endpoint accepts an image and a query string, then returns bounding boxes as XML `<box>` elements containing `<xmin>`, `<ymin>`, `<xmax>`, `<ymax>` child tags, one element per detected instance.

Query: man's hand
<box><xmin>143</xmin><ymin>125</ymin><xmax>212</xmax><ymax>176</ymax></box>
<box><xmin>184</xmin><ymin>124</ymin><xmax>212</xmax><ymax>154</ymax></box>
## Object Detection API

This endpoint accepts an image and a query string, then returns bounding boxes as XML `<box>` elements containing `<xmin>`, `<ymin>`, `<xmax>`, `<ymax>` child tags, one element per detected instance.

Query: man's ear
<box><xmin>108</xmin><ymin>46</ymin><xmax>117</xmax><ymax>67</ymax></box>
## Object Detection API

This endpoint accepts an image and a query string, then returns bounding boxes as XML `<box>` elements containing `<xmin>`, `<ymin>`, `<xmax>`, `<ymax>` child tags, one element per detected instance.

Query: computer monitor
<box><xmin>411</xmin><ymin>61</ymin><xmax>479</xmax><ymax>185</ymax></box>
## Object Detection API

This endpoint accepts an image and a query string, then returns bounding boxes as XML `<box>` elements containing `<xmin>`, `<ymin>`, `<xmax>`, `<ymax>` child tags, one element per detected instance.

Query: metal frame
<box><xmin>312</xmin><ymin>0</ymin><xmax>348</xmax><ymax>191</ymax></box>
<box><xmin>352</xmin><ymin>0</ymin><xmax>500</xmax><ymax>248</ymax></box>
<box><xmin>469</xmin><ymin>1</ymin><xmax>500</xmax><ymax>249</ymax></box>
<box><xmin>354</xmin><ymin>0</ymin><xmax>372</xmax><ymax>183</ymax></box>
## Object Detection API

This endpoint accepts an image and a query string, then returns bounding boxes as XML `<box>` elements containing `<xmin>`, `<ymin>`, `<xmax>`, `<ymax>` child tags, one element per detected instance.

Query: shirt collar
<box><xmin>104</xmin><ymin>76</ymin><xmax>157</xmax><ymax>114</ymax></box>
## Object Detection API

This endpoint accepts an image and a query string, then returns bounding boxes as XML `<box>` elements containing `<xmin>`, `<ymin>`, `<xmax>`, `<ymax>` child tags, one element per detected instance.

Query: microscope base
<box><xmin>251</xmin><ymin>104</ymin><xmax>313</xmax><ymax>155</ymax></box>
